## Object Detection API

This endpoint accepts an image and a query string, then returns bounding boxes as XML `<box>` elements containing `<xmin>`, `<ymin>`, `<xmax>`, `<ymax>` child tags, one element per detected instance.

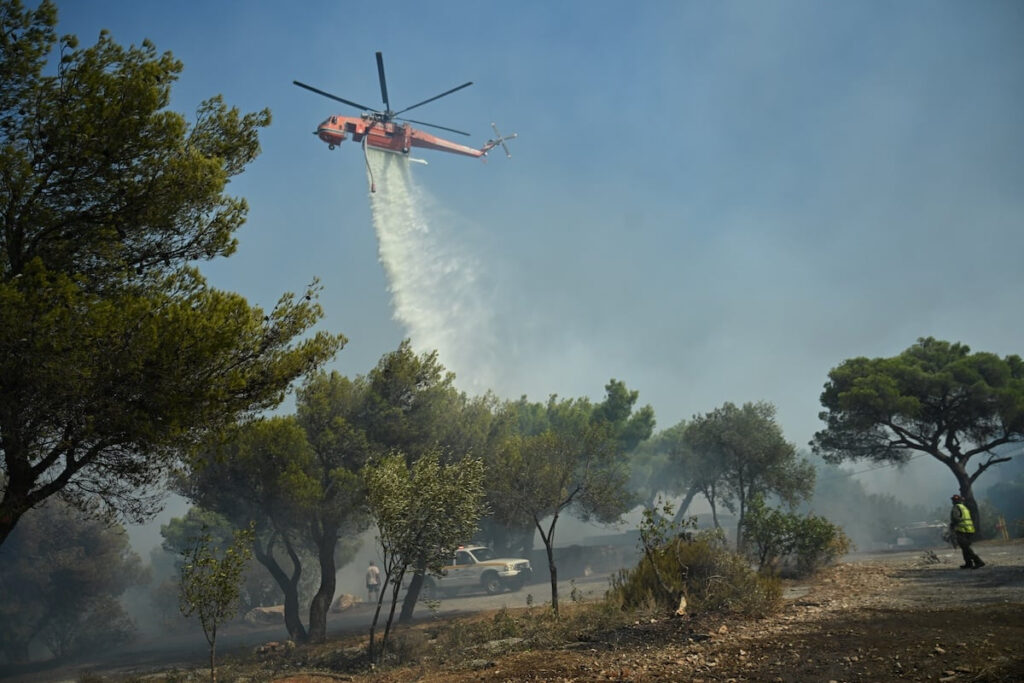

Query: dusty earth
<box><xmin>7</xmin><ymin>542</ymin><xmax>1023</xmax><ymax>682</ymax></box>
<box><xmin>355</xmin><ymin>542</ymin><xmax>1024</xmax><ymax>682</ymax></box>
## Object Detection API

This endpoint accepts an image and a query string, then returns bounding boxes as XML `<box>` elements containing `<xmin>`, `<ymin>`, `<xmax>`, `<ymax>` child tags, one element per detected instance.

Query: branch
<box><xmin>963</xmin><ymin>435</ymin><xmax>1016</xmax><ymax>460</ymax></box>
<box><xmin>969</xmin><ymin>455</ymin><xmax>1014</xmax><ymax>484</ymax></box>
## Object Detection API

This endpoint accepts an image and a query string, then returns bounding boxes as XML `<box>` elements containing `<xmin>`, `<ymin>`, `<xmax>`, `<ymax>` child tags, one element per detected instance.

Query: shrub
<box><xmin>743</xmin><ymin>494</ymin><xmax>851</xmax><ymax>577</ymax></box>
<box><xmin>606</xmin><ymin>502</ymin><xmax>781</xmax><ymax>618</ymax></box>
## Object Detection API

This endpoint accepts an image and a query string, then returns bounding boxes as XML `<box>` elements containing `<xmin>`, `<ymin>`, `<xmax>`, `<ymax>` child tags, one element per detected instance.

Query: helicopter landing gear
<box><xmin>328</xmin><ymin>144</ymin><xmax>335</xmax><ymax>150</ymax></box>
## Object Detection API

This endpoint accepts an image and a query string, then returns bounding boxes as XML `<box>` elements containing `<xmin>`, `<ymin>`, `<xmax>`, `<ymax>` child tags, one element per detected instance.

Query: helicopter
<box><xmin>294</xmin><ymin>52</ymin><xmax>515</xmax><ymax>190</ymax></box>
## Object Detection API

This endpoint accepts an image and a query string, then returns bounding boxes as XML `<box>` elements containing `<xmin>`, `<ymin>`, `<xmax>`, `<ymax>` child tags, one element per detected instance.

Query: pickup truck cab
<box><xmin>421</xmin><ymin>545</ymin><xmax>532</xmax><ymax>598</ymax></box>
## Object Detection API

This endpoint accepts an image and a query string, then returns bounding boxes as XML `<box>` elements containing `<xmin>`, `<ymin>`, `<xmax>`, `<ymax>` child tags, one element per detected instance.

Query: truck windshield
<box><xmin>471</xmin><ymin>548</ymin><xmax>496</xmax><ymax>561</ymax></box>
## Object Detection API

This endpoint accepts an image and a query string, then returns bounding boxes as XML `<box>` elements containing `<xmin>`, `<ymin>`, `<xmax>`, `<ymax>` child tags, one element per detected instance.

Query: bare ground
<box><xmin>7</xmin><ymin>541</ymin><xmax>1022</xmax><ymax>682</ymax></box>
<box><xmin>354</xmin><ymin>541</ymin><xmax>1024</xmax><ymax>682</ymax></box>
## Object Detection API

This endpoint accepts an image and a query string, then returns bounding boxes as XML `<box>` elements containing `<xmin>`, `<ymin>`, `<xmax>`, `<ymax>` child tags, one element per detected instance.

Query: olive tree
<box><xmin>363</xmin><ymin>450</ymin><xmax>486</xmax><ymax>662</ymax></box>
<box><xmin>178</xmin><ymin>525</ymin><xmax>254</xmax><ymax>683</ymax></box>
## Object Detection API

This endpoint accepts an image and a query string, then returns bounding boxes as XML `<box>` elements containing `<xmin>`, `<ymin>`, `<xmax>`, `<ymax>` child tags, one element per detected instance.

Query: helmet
<box><xmin>951</xmin><ymin>494</ymin><xmax>963</xmax><ymax>502</ymax></box>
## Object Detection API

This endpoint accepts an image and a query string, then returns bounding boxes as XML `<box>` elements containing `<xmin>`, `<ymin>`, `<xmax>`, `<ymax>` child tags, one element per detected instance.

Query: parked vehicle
<box><xmin>420</xmin><ymin>545</ymin><xmax>533</xmax><ymax>599</ymax></box>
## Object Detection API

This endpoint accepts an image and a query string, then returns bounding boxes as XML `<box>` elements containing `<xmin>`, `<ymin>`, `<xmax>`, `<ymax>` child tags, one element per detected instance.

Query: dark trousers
<box><xmin>955</xmin><ymin>532</ymin><xmax>983</xmax><ymax>566</ymax></box>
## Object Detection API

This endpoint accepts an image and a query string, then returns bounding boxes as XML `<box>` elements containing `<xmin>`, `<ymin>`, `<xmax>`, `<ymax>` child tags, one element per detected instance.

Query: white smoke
<box><xmin>365</xmin><ymin>148</ymin><xmax>497</xmax><ymax>392</ymax></box>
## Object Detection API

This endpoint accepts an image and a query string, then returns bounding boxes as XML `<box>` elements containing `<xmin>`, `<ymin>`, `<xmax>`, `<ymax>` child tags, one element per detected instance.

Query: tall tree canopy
<box><xmin>489</xmin><ymin>379</ymin><xmax>653</xmax><ymax>614</ymax></box>
<box><xmin>685</xmin><ymin>401</ymin><xmax>814</xmax><ymax>549</ymax></box>
<box><xmin>812</xmin><ymin>337</ymin><xmax>1024</xmax><ymax>523</ymax></box>
<box><xmin>295</xmin><ymin>370</ymin><xmax>372</xmax><ymax>643</ymax></box>
<box><xmin>0</xmin><ymin>499</ymin><xmax>147</xmax><ymax>664</ymax></box>
<box><xmin>0</xmin><ymin>0</ymin><xmax>343</xmax><ymax>544</ymax></box>
<box><xmin>182</xmin><ymin>416</ymin><xmax>322</xmax><ymax>643</ymax></box>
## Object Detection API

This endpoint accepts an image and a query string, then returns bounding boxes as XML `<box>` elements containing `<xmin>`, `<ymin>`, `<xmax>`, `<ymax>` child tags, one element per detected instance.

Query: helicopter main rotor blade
<box><xmin>394</xmin><ymin>81</ymin><xmax>473</xmax><ymax>117</ymax></box>
<box><xmin>293</xmin><ymin>81</ymin><xmax>376</xmax><ymax>113</ymax></box>
<box><xmin>375</xmin><ymin>52</ymin><xmax>391</xmax><ymax>113</ymax></box>
<box><xmin>399</xmin><ymin>118</ymin><xmax>471</xmax><ymax>136</ymax></box>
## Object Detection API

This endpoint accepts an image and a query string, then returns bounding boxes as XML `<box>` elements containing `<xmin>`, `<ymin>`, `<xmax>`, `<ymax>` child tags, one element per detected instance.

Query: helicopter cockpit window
<box><xmin>330</xmin><ymin>116</ymin><xmax>338</xmax><ymax>124</ymax></box>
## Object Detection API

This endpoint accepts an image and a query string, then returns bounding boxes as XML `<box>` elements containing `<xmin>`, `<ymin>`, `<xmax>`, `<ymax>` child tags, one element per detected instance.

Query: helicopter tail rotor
<box><xmin>484</xmin><ymin>123</ymin><xmax>517</xmax><ymax>158</ymax></box>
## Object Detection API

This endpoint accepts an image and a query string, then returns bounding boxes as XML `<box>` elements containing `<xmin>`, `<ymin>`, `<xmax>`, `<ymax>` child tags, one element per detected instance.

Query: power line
<box><xmin>816</xmin><ymin>453</ymin><xmax>928</xmax><ymax>482</ymax></box>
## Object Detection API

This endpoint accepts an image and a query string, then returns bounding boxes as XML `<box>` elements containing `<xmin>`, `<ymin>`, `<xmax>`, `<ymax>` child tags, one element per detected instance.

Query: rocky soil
<box><xmin>8</xmin><ymin>542</ymin><xmax>1022</xmax><ymax>682</ymax></box>
<box><xmin>358</xmin><ymin>542</ymin><xmax>1024</xmax><ymax>682</ymax></box>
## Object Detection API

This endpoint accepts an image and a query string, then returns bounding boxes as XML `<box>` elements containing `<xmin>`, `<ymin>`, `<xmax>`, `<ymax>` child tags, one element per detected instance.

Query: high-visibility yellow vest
<box><xmin>954</xmin><ymin>503</ymin><xmax>975</xmax><ymax>534</ymax></box>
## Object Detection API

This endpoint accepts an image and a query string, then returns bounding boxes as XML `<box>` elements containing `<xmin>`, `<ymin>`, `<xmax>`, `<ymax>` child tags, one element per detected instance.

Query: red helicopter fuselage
<box><xmin>316</xmin><ymin>115</ymin><xmax>489</xmax><ymax>158</ymax></box>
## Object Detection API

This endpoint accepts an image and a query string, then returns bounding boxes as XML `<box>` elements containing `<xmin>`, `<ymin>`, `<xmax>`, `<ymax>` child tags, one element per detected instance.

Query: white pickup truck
<box><xmin>420</xmin><ymin>545</ymin><xmax>533</xmax><ymax>598</ymax></box>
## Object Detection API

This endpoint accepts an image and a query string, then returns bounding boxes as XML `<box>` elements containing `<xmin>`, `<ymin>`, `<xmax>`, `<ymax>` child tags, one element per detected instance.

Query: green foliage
<box><xmin>0</xmin><ymin>498</ymin><xmax>146</xmax><ymax>664</ymax></box>
<box><xmin>742</xmin><ymin>495</ymin><xmax>851</xmax><ymax>577</ymax></box>
<box><xmin>363</xmin><ymin>340</ymin><xmax>459</xmax><ymax>460</ymax></box>
<box><xmin>812</xmin><ymin>338</ymin><xmax>1024</xmax><ymax>527</ymax></box>
<box><xmin>162</xmin><ymin>508</ymin><xmax>238</xmax><ymax>557</ymax></box>
<box><xmin>178</xmin><ymin>524</ymin><xmax>254</xmax><ymax>682</ymax></box>
<box><xmin>627</xmin><ymin>420</ymin><xmax>691</xmax><ymax>510</ymax></box>
<box><xmin>156</xmin><ymin>507</ymin><xmax>281</xmax><ymax>617</ymax></box>
<box><xmin>486</xmin><ymin>380</ymin><xmax>650</xmax><ymax>614</ymax></box>
<box><xmin>182</xmin><ymin>416</ymin><xmax>326</xmax><ymax>643</ymax></box>
<box><xmin>364</xmin><ymin>450</ymin><xmax>487</xmax><ymax>661</ymax></box>
<box><xmin>0</xmin><ymin>0</ymin><xmax>343</xmax><ymax>546</ymax></box>
<box><xmin>294</xmin><ymin>370</ymin><xmax>373</xmax><ymax>642</ymax></box>
<box><xmin>608</xmin><ymin>504</ymin><xmax>781</xmax><ymax>618</ymax></box>
<box><xmin>684</xmin><ymin>401</ymin><xmax>815</xmax><ymax>549</ymax></box>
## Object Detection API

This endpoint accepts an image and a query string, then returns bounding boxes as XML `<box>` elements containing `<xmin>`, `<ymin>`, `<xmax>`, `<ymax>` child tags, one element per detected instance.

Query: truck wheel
<box><xmin>482</xmin><ymin>572</ymin><xmax>502</xmax><ymax>595</ymax></box>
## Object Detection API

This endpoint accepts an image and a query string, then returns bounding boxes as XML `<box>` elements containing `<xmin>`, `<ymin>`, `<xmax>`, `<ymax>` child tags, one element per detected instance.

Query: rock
<box><xmin>676</xmin><ymin>595</ymin><xmax>688</xmax><ymax>616</ymax></box>
<box><xmin>245</xmin><ymin>605</ymin><xmax>285</xmax><ymax>625</ymax></box>
<box><xmin>256</xmin><ymin>640</ymin><xmax>295</xmax><ymax>656</ymax></box>
<box><xmin>481</xmin><ymin>637</ymin><xmax>524</xmax><ymax>653</ymax></box>
<box><xmin>332</xmin><ymin>593</ymin><xmax>357</xmax><ymax>612</ymax></box>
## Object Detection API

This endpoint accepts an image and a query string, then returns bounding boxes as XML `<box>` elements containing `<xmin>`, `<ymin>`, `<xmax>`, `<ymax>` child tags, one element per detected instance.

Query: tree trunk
<box><xmin>209</xmin><ymin>638</ymin><xmax>217</xmax><ymax>683</ymax></box>
<box><xmin>536</xmin><ymin>513</ymin><xmax>560</xmax><ymax>616</ymax></box>
<box><xmin>670</xmin><ymin>482</ymin><xmax>702</xmax><ymax>524</ymax></box>
<box><xmin>398</xmin><ymin>562</ymin><xmax>424</xmax><ymax>625</ymax></box>
<box><xmin>307</xmin><ymin>520</ymin><xmax>339</xmax><ymax>643</ymax></box>
<box><xmin>954</xmin><ymin>469</ymin><xmax>981</xmax><ymax>531</ymax></box>
<box><xmin>367</xmin><ymin>564</ymin><xmax>393</xmax><ymax>664</ymax></box>
<box><xmin>252</xmin><ymin>535</ymin><xmax>307</xmax><ymax>643</ymax></box>
<box><xmin>736</xmin><ymin>490</ymin><xmax>747</xmax><ymax>552</ymax></box>
<box><xmin>0</xmin><ymin>466</ymin><xmax>41</xmax><ymax>548</ymax></box>
<box><xmin>379</xmin><ymin>570</ymin><xmax>406</xmax><ymax>661</ymax></box>
<box><xmin>545</xmin><ymin>538</ymin><xmax>558</xmax><ymax>616</ymax></box>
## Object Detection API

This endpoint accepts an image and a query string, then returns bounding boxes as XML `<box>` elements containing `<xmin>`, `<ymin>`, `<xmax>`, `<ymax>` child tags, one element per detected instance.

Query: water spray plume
<box><xmin>364</xmin><ymin>149</ymin><xmax>496</xmax><ymax>392</ymax></box>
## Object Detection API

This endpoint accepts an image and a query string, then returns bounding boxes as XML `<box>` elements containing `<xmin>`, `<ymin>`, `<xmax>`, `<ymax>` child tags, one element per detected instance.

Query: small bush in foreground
<box><xmin>607</xmin><ymin>503</ymin><xmax>781</xmax><ymax>617</ymax></box>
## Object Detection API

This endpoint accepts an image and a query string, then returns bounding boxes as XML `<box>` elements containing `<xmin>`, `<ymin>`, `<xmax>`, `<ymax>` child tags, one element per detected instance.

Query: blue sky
<box><xmin>55</xmin><ymin>1</ymin><xmax>1024</xmax><ymax>473</ymax></box>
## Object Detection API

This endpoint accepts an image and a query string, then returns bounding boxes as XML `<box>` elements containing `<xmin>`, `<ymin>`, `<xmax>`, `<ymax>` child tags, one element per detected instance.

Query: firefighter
<box><xmin>950</xmin><ymin>494</ymin><xmax>985</xmax><ymax>569</ymax></box>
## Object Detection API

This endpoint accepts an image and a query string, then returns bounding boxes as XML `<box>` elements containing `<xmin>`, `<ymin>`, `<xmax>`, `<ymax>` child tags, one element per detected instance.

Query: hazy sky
<box><xmin>55</xmin><ymin>1</ymin><xmax>1023</xmax><ymax>504</ymax></box>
